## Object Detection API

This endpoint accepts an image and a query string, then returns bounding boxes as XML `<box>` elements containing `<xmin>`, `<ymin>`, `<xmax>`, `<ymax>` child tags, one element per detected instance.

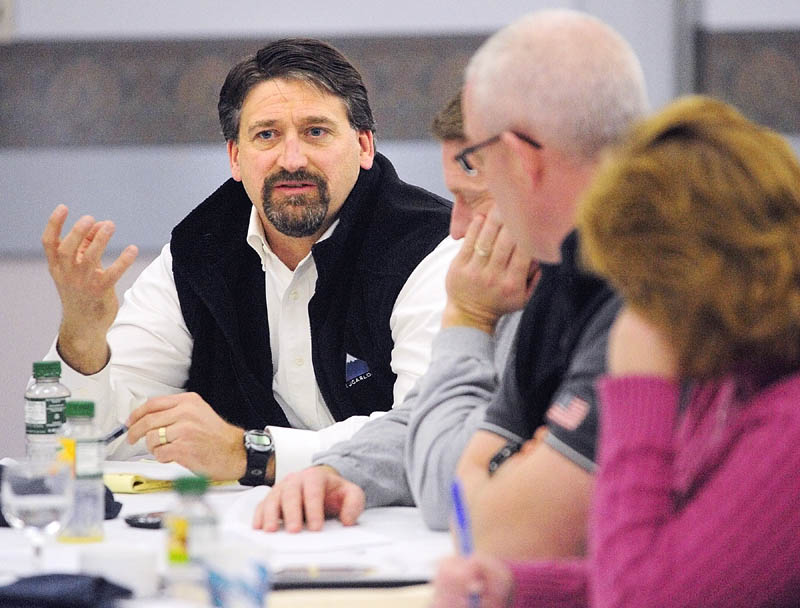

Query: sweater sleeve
<box><xmin>405</xmin><ymin>314</ymin><xmax>520</xmax><ymax>529</ymax></box>
<box><xmin>508</xmin><ymin>375</ymin><xmax>800</xmax><ymax>607</ymax></box>
<box><xmin>311</xmin><ymin>403</ymin><xmax>414</xmax><ymax>509</ymax></box>
<box><xmin>509</xmin><ymin>559</ymin><xmax>588</xmax><ymax>608</ymax></box>
<box><xmin>587</xmin><ymin>375</ymin><xmax>800</xmax><ymax>607</ymax></box>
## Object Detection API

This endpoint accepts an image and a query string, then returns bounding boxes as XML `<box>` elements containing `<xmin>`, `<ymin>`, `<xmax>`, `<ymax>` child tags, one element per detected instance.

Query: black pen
<box><xmin>103</xmin><ymin>424</ymin><xmax>128</xmax><ymax>444</ymax></box>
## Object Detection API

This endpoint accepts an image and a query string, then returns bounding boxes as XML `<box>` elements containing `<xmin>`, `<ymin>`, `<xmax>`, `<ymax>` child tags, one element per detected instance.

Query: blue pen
<box><xmin>451</xmin><ymin>478</ymin><xmax>480</xmax><ymax>608</ymax></box>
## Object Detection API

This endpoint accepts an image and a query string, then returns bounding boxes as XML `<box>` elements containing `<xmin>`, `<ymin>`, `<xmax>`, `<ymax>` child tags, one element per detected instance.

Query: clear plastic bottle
<box><xmin>57</xmin><ymin>400</ymin><xmax>105</xmax><ymax>543</ymax></box>
<box><xmin>24</xmin><ymin>361</ymin><xmax>70</xmax><ymax>461</ymax></box>
<box><xmin>164</xmin><ymin>476</ymin><xmax>218</xmax><ymax>600</ymax></box>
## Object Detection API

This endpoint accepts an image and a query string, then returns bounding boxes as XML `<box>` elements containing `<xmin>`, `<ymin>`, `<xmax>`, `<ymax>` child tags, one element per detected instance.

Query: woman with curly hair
<box><xmin>433</xmin><ymin>95</ymin><xmax>800</xmax><ymax>607</ymax></box>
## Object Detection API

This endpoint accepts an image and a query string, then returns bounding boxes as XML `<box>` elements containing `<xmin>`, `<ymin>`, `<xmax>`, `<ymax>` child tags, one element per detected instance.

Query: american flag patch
<box><xmin>546</xmin><ymin>395</ymin><xmax>590</xmax><ymax>430</ymax></box>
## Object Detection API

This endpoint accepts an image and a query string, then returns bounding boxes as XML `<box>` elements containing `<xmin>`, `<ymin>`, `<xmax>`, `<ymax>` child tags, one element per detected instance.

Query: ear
<box><xmin>227</xmin><ymin>140</ymin><xmax>242</xmax><ymax>182</ymax></box>
<box><xmin>357</xmin><ymin>130</ymin><xmax>375</xmax><ymax>170</ymax></box>
<box><xmin>500</xmin><ymin>131</ymin><xmax>542</xmax><ymax>191</ymax></box>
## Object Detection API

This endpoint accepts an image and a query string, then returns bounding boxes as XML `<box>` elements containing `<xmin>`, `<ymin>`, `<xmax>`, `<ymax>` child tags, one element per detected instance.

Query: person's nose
<box><xmin>277</xmin><ymin>134</ymin><xmax>308</xmax><ymax>173</ymax></box>
<box><xmin>449</xmin><ymin>196</ymin><xmax>473</xmax><ymax>240</ymax></box>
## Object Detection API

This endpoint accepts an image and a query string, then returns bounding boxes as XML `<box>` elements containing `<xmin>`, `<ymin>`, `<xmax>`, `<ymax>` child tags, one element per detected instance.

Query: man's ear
<box><xmin>227</xmin><ymin>140</ymin><xmax>242</xmax><ymax>182</ymax></box>
<box><xmin>501</xmin><ymin>131</ymin><xmax>542</xmax><ymax>192</ymax></box>
<box><xmin>358</xmin><ymin>130</ymin><xmax>375</xmax><ymax>170</ymax></box>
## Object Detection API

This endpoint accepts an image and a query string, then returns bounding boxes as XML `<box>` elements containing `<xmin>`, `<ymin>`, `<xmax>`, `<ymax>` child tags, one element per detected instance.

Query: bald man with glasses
<box><xmin>452</xmin><ymin>8</ymin><xmax>649</xmax><ymax>560</ymax></box>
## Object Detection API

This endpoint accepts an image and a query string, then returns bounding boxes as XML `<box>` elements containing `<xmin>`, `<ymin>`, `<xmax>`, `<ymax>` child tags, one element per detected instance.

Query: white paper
<box><xmin>220</xmin><ymin>486</ymin><xmax>391</xmax><ymax>553</ymax></box>
<box><xmin>217</xmin><ymin>486</ymin><xmax>453</xmax><ymax>580</ymax></box>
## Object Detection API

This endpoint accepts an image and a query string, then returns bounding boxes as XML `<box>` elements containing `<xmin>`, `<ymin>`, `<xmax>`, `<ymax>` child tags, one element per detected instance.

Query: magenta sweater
<box><xmin>509</xmin><ymin>374</ymin><xmax>800</xmax><ymax>607</ymax></box>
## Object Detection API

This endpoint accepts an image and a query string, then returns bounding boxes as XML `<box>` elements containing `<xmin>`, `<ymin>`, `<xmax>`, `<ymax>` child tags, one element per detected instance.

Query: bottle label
<box><xmin>58</xmin><ymin>438</ymin><xmax>103</xmax><ymax>479</ymax></box>
<box><xmin>74</xmin><ymin>440</ymin><xmax>103</xmax><ymax>479</ymax></box>
<box><xmin>59</xmin><ymin>479</ymin><xmax>105</xmax><ymax>543</ymax></box>
<box><xmin>166</xmin><ymin>513</ymin><xmax>217</xmax><ymax>565</ymax></box>
<box><xmin>167</xmin><ymin>515</ymin><xmax>190</xmax><ymax>564</ymax></box>
<box><xmin>24</xmin><ymin>397</ymin><xmax>66</xmax><ymax>435</ymax></box>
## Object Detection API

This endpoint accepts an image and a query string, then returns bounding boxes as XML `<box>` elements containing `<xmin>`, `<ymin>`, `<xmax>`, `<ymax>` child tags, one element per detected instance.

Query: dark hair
<box><xmin>431</xmin><ymin>90</ymin><xmax>465</xmax><ymax>141</ymax></box>
<box><xmin>218</xmin><ymin>38</ymin><xmax>376</xmax><ymax>142</ymax></box>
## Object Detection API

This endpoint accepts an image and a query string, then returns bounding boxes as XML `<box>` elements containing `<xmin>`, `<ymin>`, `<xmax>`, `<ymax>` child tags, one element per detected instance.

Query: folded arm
<box><xmin>405</xmin><ymin>314</ymin><xmax>520</xmax><ymax>529</ymax></box>
<box><xmin>458</xmin><ymin>429</ymin><xmax>593</xmax><ymax>559</ymax></box>
<box><xmin>457</xmin><ymin>295</ymin><xmax>614</xmax><ymax>559</ymax></box>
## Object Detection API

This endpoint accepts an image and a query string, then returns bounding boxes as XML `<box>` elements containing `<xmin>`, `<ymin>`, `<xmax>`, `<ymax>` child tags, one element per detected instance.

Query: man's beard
<box><xmin>261</xmin><ymin>169</ymin><xmax>331</xmax><ymax>237</ymax></box>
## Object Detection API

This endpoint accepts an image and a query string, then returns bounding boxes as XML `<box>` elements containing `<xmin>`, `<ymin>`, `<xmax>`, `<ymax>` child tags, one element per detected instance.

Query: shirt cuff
<box><xmin>431</xmin><ymin>325</ymin><xmax>495</xmax><ymax>360</ymax></box>
<box><xmin>477</xmin><ymin>422</ymin><xmax>525</xmax><ymax>445</ymax></box>
<box><xmin>43</xmin><ymin>338</ymin><xmax>119</xmax><ymax>427</ymax></box>
<box><xmin>44</xmin><ymin>338</ymin><xmax>110</xmax><ymax>391</ymax></box>
<box><xmin>266</xmin><ymin>426</ymin><xmax>323</xmax><ymax>483</ymax></box>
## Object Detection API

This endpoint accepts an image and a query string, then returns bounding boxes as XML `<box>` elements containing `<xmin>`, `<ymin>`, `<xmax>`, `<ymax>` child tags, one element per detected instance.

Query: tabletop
<box><xmin>0</xmin><ymin>461</ymin><xmax>450</xmax><ymax>607</ymax></box>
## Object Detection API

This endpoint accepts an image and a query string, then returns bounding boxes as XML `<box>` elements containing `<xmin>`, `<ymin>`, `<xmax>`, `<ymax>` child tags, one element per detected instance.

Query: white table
<box><xmin>1</xmin><ymin>464</ymin><xmax>450</xmax><ymax>607</ymax></box>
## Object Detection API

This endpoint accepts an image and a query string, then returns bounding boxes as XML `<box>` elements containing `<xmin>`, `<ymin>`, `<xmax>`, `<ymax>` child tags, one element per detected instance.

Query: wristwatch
<box><xmin>487</xmin><ymin>440</ymin><xmax>522</xmax><ymax>476</ymax></box>
<box><xmin>239</xmin><ymin>429</ymin><xmax>275</xmax><ymax>486</ymax></box>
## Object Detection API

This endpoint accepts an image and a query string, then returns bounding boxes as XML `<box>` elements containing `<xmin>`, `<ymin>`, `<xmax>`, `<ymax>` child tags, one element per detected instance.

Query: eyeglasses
<box><xmin>454</xmin><ymin>131</ymin><xmax>542</xmax><ymax>176</ymax></box>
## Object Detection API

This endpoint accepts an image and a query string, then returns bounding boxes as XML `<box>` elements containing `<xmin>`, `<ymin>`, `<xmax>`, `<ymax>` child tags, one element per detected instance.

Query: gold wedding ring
<box><xmin>474</xmin><ymin>245</ymin><xmax>490</xmax><ymax>257</ymax></box>
<box><xmin>158</xmin><ymin>426</ymin><xmax>168</xmax><ymax>445</ymax></box>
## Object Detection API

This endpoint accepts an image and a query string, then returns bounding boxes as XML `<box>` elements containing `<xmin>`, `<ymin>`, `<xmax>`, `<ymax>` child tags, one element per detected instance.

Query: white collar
<box><xmin>245</xmin><ymin>205</ymin><xmax>340</xmax><ymax>270</ymax></box>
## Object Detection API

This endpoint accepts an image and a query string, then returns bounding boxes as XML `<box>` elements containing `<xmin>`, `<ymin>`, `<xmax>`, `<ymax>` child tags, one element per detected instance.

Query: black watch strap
<box><xmin>487</xmin><ymin>440</ymin><xmax>522</xmax><ymax>476</ymax></box>
<box><xmin>239</xmin><ymin>430</ymin><xmax>274</xmax><ymax>486</ymax></box>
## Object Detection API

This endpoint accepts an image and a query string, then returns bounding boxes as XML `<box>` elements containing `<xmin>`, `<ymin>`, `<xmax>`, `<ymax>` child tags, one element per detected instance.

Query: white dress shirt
<box><xmin>47</xmin><ymin>206</ymin><xmax>459</xmax><ymax>480</ymax></box>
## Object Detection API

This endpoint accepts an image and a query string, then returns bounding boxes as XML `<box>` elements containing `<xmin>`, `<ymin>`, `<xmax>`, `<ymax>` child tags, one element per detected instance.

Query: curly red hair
<box><xmin>578</xmin><ymin>95</ymin><xmax>800</xmax><ymax>380</ymax></box>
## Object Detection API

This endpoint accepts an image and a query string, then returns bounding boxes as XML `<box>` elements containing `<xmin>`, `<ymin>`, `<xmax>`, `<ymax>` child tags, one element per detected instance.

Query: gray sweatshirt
<box><xmin>313</xmin><ymin>312</ymin><xmax>521</xmax><ymax>530</ymax></box>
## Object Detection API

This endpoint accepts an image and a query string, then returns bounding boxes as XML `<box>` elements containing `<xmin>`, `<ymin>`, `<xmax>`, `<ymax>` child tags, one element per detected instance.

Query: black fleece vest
<box><xmin>170</xmin><ymin>153</ymin><xmax>452</xmax><ymax>431</ymax></box>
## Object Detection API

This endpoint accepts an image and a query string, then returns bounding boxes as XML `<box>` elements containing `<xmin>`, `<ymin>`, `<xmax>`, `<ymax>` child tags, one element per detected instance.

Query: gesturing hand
<box><xmin>41</xmin><ymin>204</ymin><xmax>138</xmax><ymax>374</ymax></box>
<box><xmin>126</xmin><ymin>392</ymin><xmax>246</xmax><ymax>481</ymax></box>
<box><xmin>252</xmin><ymin>465</ymin><xmax>366</xmax><ymax>533</ymax></box>
<box><xmin>443</xmin><ymin>210</ymin><xmax>538</xmax><ymax>334</ymax></box>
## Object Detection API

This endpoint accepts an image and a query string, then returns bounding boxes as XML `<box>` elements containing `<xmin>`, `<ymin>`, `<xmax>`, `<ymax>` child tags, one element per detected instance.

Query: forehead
<box><xmin>461</xmin><ymin>83</ymin><xmax>497</xmax><ymax>142</ymax></box>
<box><xmin>461</xmin><ymin>84</ymin><xmax>485</xmax><ymax>140</ymax></box>
<box><xmin>239</xmin><ymin>78</ymin><xmax>350</xmax><ymax>126</ymax></box>
<box><xmin>441</xmin><ymin>140</ymin><xmax>487</xmax><ymax>194</ymax></box>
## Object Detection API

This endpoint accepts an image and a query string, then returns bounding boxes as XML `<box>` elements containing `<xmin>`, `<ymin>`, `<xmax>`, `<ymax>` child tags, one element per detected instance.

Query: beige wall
<box><xmin>0</xmin><ymin>255</ymin><xmax>155</xmax><ymax>457</ymax></box>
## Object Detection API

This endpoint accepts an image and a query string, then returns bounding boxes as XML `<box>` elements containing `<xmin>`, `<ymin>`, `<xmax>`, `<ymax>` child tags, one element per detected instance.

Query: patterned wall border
<box><xmin>0</xmin><ymin>35</ymin><xmax>486</xmax><ymax>148</ymax></box>
<box><xmin>696</xmin><ymin>30</ymin><xmax>800</xmax><ymax>133</ymax></box>
<box><xmin>6</xmin><ymin>29</ymin><xmax>798</xmax><ymax>147</ymax></box>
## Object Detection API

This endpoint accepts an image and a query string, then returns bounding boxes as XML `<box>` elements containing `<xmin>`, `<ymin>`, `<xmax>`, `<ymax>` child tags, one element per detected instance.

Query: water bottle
<box><xmin>164</xmin><ymin>476</ymin><xmax>218</xmax><ymax>600</ymax></box>
<box><xmin>58</xmin><ymin>400</ymin><xmax>105</xmax><ymax>543</ymax></box>
<box><xmin>25</xmin><ymin>361</ymin><xmax>70</xmax><ymax>461</ymax></box>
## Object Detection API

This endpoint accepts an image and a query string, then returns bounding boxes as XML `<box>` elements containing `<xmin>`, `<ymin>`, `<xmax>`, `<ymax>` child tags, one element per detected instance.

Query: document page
<box><xmin>219</xmin><ymin>486</ymin><xmax>453</xmax><ymax>586</ymax></box>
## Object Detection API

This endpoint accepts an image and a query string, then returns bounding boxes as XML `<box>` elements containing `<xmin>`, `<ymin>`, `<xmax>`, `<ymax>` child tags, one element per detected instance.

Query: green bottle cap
<box><xmin>32</xmin><ymin>361</ymin><xmax>62</xmax><ymax>378</ymax></box>
<box><xmin>65</xmin><ymin>400</ymin><xmax>95</xmax><ymax>418</ymax></box>
<box><xmin>173</xmin><ymin>476</ymin><xmax>209</xmax><ymax>495</ymax></box>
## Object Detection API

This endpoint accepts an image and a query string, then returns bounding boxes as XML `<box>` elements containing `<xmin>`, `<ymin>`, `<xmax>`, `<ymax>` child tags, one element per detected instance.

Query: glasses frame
<box><xmin>454</xmin><ymin>131</ymin><xmax>543</xmax><ymax>176</ymax></box>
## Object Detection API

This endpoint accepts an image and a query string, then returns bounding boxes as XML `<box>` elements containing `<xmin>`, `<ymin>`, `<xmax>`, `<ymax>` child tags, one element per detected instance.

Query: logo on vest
<box><xmin>345</xmin><ymin>353</ymin><xmax>372</xmax><ymax>388</ymax></box>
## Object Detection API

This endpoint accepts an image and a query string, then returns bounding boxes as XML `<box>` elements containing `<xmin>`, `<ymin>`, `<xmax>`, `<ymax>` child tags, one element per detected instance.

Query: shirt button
<box><xmin>294</xmin><ymin>357</ymin><xmax>304</xmax><ymax>367</ymax></box>
<box><xmin>289</xmin><ymin>289</ymin><xmax>299</xmax><ymax>301</ymax></box>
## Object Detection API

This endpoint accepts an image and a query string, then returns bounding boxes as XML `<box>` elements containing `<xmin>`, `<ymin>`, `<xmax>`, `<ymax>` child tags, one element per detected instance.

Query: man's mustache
<box><xmin>264</xmin><ymin>169</ymin><xmax>327</xmax><ymax>191</ymax></box>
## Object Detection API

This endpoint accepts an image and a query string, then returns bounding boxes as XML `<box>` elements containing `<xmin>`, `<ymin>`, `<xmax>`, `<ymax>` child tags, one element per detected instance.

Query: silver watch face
<box><xmin>245</xmin><ymin>430</ymin><xmax>273</xmax><ymax>452</ymax></box>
